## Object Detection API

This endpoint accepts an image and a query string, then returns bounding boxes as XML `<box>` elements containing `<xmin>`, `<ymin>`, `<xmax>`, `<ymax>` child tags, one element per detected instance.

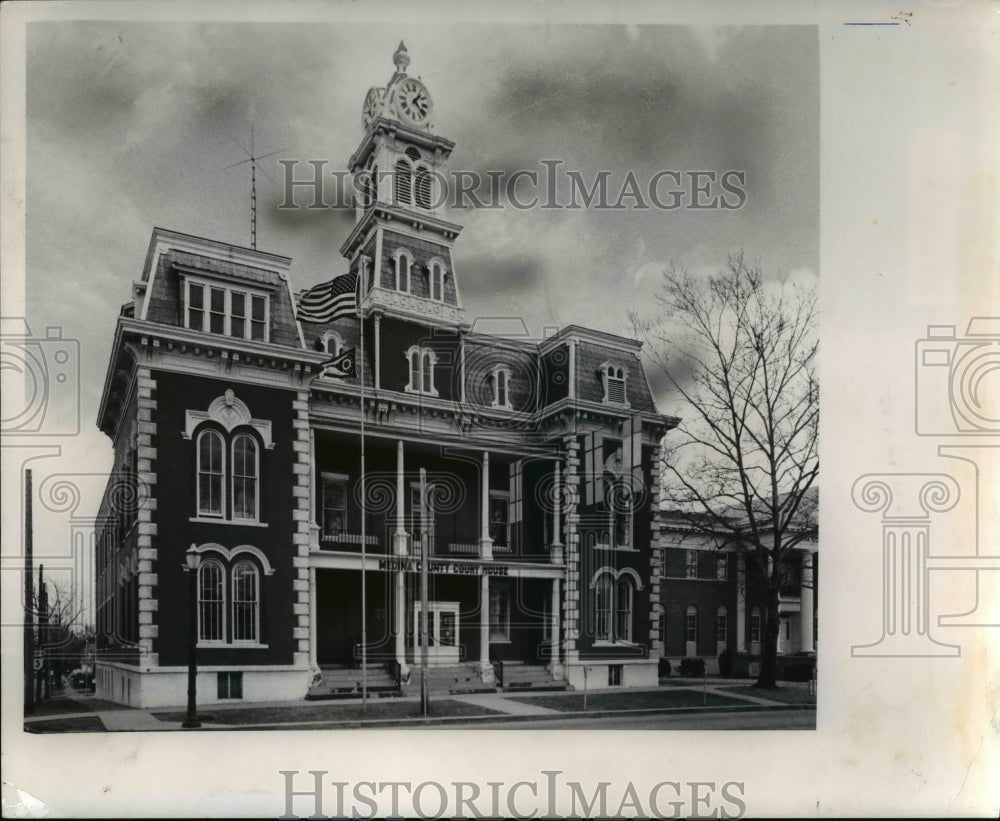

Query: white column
<box><xmin>394</xmin><ymin>440</ymin><xmax>408</xmax><ymax>676</ymax></box>
<box><xmin>479</xmin><ymin>451</ymin><xmax>493</xmax><ymax>560</ymax></box>
<box><xmin>478</xmin><ymin>450</ymin><xmax>494</xmax><ymax>682</ymax></box>
<box><xmin>549</xmin><ymin>578</ymin><xmax>562</xmax><ymax>677</ymax></box>
<box><xmin>395</xmin><ymin>570</ymin><xmax>407</xmax><ymax>677</ymax></box>
<box><xmin>801</xmin><ymin>551</ymin><xmax>815</xmax><ymax>653</ymax></box>
<box><xmin>308</xmin><ymin>566</ymin><xmax>318</xmax><ymax>668</ymax></box>
<box><xmin>479</xmin><ymin>574</ymin><xmax>493</xmax><ymax>683</ymax></box>
<box><xmin>394</xmin><ymin>440</ymin><xmax>408</xmax><ymax>556</ymax></box>
<box><xmin>373</xmin><ymin>314</ymin><xmax>381</xmax><ymax>391</ymax></box>
<box><xmin>550</xmin><ymin>459</ymin><xmax>563</xmax><ymax>563</ymax></box>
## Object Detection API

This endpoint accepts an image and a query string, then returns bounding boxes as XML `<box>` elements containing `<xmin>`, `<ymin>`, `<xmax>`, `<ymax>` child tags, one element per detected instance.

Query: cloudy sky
<box><xmin>23</xmin><ymin>21</ymin><xmax>817</xmax><ymax>480</ymax></box>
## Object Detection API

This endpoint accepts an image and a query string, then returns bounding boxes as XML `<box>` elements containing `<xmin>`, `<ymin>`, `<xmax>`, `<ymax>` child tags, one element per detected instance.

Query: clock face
<box><xmin>362</xmin><ymin>88</ymin><xmax>384</xmax><ymax>130</ymax></box>
<box><xmin>395</xmin><ymin>78</ymin><xmax>431</xmax><ymax>124</ymax></box>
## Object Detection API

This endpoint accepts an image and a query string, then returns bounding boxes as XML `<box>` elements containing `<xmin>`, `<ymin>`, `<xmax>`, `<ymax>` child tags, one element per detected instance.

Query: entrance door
<box><xmin>412</xmin><ymin>601</ymin><xmax>460</xmax><ymax>665</ymax></box>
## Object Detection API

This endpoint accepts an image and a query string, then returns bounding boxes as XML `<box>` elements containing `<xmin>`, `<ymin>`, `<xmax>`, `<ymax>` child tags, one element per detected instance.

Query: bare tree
<box><xmin>633</xmin><ymin>252</ymin><xmax>818</xmax><ymax>688</ymax></box>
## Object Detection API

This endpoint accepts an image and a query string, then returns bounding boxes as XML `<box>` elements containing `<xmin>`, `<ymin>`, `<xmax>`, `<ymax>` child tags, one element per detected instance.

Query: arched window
<box><xmin>405</xmin><ymin>346</ymin><xmax>438</xmax><ymax>396</ymax></box>
<box><xmin>421</xmin><ymin>350</ymin><xmax>435</xmax><ymax>394</ymax></box>
<box><xmin>394</xmin><ymin>250</ymin><xmax>411</xmax><ymax>292</ymax></box>
<box><xmin>429</xmin><ymin>261</ymin><xmax>445</xmax><ymax>301</ymax></box>
<box><xmin>716</xmin><ymin>605</ymin><xmax>728</xmax><ymax>645</ymax></box>
<box><xmin>231</xmin><ymin>561</ymin><xmax>259</xmax><ymax>643</ymax></box>
<box><xmin>490</xmin><ymin>366</ymin><xmax>511</xmax><ymax>409</ymax></box>
<box><xmin>198</xmin><ymin>559</ymin><xmax>225</xmax><ymax>642</ymax></box>
<box><xmin>231</xmin><ymin>433</ymin><xmax>259</xmax><ymax>521</ymax></box>
<box><xmin>394</xmin><ymin>158</ymin><xmax>412</xmax><ymax>205</ymax></box>
<box><xmin>601</xmin><ymin>362</ymin><xmax>628</xmax><ymax>405</ymax></box>
<box><xmin>197</xmin><ymin>430</ymin><xmax>225</xmax><ymax>517</ymax></box>
<box><xmin>595</xmin><ymin>575</ymin><xmax>613</xmax><ymax>642</ymax></box>
<box><xmin>415</xmin><ymin>166</ymin><xmax>432</xmax><ymax>208</ymax></box>
<box><xmin>615</xmin><ymin>577</ymin><xmax>634</xmax><ymax>643</ymax></box>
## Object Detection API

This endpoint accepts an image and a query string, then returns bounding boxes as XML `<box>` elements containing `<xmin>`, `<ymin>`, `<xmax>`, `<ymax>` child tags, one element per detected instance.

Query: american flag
<box><xmin>296</xmin><ymin>271</ymin><xmax>358</xmax><ymax>324</ymax></box>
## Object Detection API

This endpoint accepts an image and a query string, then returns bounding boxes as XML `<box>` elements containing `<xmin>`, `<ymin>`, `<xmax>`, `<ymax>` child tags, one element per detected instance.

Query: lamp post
<box><xmin>182</xmin><ymin>545</ymin><xmax>201</xmax><ymax>729</ymax></box>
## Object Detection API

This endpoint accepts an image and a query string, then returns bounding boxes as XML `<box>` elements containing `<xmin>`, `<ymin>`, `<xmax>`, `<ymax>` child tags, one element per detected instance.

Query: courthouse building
<box><xmin>92</xmin><ymin>44</ymin><xmax>680</xmax><ymax>707</ymax></box>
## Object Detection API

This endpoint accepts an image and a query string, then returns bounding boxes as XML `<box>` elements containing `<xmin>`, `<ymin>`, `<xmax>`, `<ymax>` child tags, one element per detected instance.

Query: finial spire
<box><xmin>393</xmin><ymin>41</ymin><xmax>410</xmax><ymax>74</ymax></box>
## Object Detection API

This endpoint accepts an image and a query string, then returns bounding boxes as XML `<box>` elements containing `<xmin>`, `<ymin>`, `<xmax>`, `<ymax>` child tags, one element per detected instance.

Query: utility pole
<box><xmin>24</xmin><ymin>469</ymin><xmax>34</xmax><ymax>711</ymax></box>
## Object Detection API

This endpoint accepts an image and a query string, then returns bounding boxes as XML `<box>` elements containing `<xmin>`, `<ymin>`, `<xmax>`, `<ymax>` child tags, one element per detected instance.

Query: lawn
<box><xmin>507</xmin><ymin>689</ymin><xmax>744</xmax><ymax>713</ymax></box>
<box><xmin>717</xmin><ymin>685</ymin><xmax>817</xmax><ymax>705</ymax></box>
<box><xmin>153</xmin><ymin>698</ymin><xmax>503</xmax><ymax>726</ymax></box>
<box><xmin>25</xmin><ymin>716</ymin><xmax>106</xmax><ymax>733</ymax></box>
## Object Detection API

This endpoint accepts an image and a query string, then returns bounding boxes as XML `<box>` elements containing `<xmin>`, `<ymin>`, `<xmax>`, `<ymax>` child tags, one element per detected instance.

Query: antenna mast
<box><xmin>222</xmin><ymin>125</ymin><xmax>284</xmax><ymax>251</ymax></box>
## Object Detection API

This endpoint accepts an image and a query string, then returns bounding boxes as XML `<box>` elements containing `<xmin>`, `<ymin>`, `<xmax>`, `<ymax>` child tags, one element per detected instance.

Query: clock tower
<box><xmin>340</xmin><ymin>42</ymin><xmax>465</xmax><ymax>330</ymax></box>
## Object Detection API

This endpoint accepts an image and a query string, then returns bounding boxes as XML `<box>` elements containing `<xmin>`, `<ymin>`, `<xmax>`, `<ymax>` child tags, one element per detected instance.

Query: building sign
<box><xmin>378</xmin><ymin>558</ymin><xmax>509</xmax><ymax>576</ymax></box>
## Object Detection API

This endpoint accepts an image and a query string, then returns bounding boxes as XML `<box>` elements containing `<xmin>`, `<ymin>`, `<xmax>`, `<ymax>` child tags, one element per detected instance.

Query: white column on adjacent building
<box><xmin>479</xmin><ymin>451</ymin><xmax>494</xmax><ymax>682</ymax></box>
<box><xmin>801</xmin><ymin>551</ymin><xmax>815</xmax><ymax>653</ymax></box>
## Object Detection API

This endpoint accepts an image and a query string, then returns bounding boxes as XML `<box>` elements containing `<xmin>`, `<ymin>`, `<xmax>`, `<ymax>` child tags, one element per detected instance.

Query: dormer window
<box><xmin>490</xmin><ymin>366</ymin><xmax>512</xmax><ymax>409</ymax></box>
<box><xmin>405</xmin><ymin>346</ymin><xmax>438</xmax><ymax>396</ymax></box>
<box><xmin>428</xmin><ymin>260</ymin><xmax>446</xmax><ymax>301</ymax></box>
<box><xmin>394</xmin><ymin>158</ymin><xmax>412</xmax><ymax>205</ymax></box>
<box><xmin>320</xmin><ymin>331</ymin><xmax>343</xmax><ymax>356</ymax></box>
<box><xmin>600</xmin><ymin>361</ymin><xmax>628</xmax><ymax>406</ymax></box>
<box><xmin>184</xmin><ymin>279</ymin><xmax>269</xmax><ymax>342</ymax></box>
<box><xmin>393</xmin><ymin>250</ymin><xmax>412</xmax><ymax>292</ymax></box>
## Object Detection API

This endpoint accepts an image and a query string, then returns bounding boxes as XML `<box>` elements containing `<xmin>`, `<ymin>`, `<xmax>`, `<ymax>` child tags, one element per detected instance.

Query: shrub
<box><xmin>718</xmin><ymin>648</ymin><xmax>733</xmax><ymax>677</ymax></box>
<box><xmin>658</xmin><ymin>657</ymin><xmax>672</xmax><ymax>677</ymax></box>
<box><xmin>679</xmin><ymin>657</ymin><xmax>706</xmax><ymax>677</ymax></box>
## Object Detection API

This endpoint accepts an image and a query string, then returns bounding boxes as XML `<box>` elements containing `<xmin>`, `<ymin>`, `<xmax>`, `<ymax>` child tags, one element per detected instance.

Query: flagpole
<box><xmin>359</xmin><ymin>256</ymin><xmax>368</xmax><ymax>712</ymax></box>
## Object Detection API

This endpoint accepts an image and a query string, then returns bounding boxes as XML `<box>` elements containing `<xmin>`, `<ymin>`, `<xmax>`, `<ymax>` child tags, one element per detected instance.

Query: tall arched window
<box><xmin>231</xmin><ymin>561</ymin><xmax>259</xmax><ymax>643</ymax></box>
<box><xmin>394</xmin><ymin>251</ymin><xmax>411</xmax><ymax>292</ymax></box>
<box><xmin>490</xmin><ymin>366</ymin><xmax>511</xmax><ymax>409</ymax></box>
<box><xmin>231</xmin><ymin>433</ymin><xmax>259</xmax><ymax>521</ymax></box>
<box><xmin>429</xmin><ymin>261</ymin><xmax>445</xmax><ymax>301</ymax></box>
<box><xmin>197</xmin><ymin>430</ymin><xmax>225</xmax><ymax>517</ymax></box>
<box><xmin>198</xmin><ymin>559</ymin><xmax>225</xmax><ymax>642</ymax></box>
<box><xmin>405</xmin><ymin>346</ymin><xmax>438</xmax><ymax>396</ymax></box>
<box><xmin>415</xmin><ymin>166</ymin><xmax>432</xmax><ymax>208</ymax></box>
<box><xmin>615</xmin><ymin>577</ymin><xmax>634</xmax><ymax>643</ymax></box>
<box><xmin>421</xmin><ymin>350</ymin><xmax>435</xmax><ymax>394</ymax></box>
<box><xmin>394</xmin><ymin>158</ymin><xmax>412</xmax><ymax>205</ymax></box>
<box><xmin>595</xmin><ymin>575</ymin><xmax>613</xmax><ymax>642</ymax></box>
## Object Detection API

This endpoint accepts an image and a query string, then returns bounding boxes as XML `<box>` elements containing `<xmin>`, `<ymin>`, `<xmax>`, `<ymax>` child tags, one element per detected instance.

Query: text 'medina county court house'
<box><xmin>93</xmin><ymin>45</ymin><xmax>817</xmax><ymax>707</ymax></box>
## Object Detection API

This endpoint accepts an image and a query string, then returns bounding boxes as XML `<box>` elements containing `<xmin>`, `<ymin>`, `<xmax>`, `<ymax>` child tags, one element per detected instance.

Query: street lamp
<box><xmin>182</xmin><ymin>545</ymin><xmax>201</xmax><ymax>729</ymax></box>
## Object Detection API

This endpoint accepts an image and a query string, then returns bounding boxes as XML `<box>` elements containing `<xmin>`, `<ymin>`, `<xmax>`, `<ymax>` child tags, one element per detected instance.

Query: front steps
<box><xmin>306</xmin><ymin>664</ymin><xmax>401</xmax><ymax>700</ymax></box>
<box><xmin>402</xmin><ymin>664</ymin><xmax>495</xmax><ymax>695</ymax></box>
<box><xmin>498</xmin><ymin>662</ymin><xmax>570</xmax><ymax>693</ymax></box>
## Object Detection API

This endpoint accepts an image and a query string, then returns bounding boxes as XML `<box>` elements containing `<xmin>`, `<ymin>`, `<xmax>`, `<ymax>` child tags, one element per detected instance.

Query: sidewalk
<box><xmin>26</xmin><ymin>680</ymin><xmax>813</xmax><ymax>732</ymax></box>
